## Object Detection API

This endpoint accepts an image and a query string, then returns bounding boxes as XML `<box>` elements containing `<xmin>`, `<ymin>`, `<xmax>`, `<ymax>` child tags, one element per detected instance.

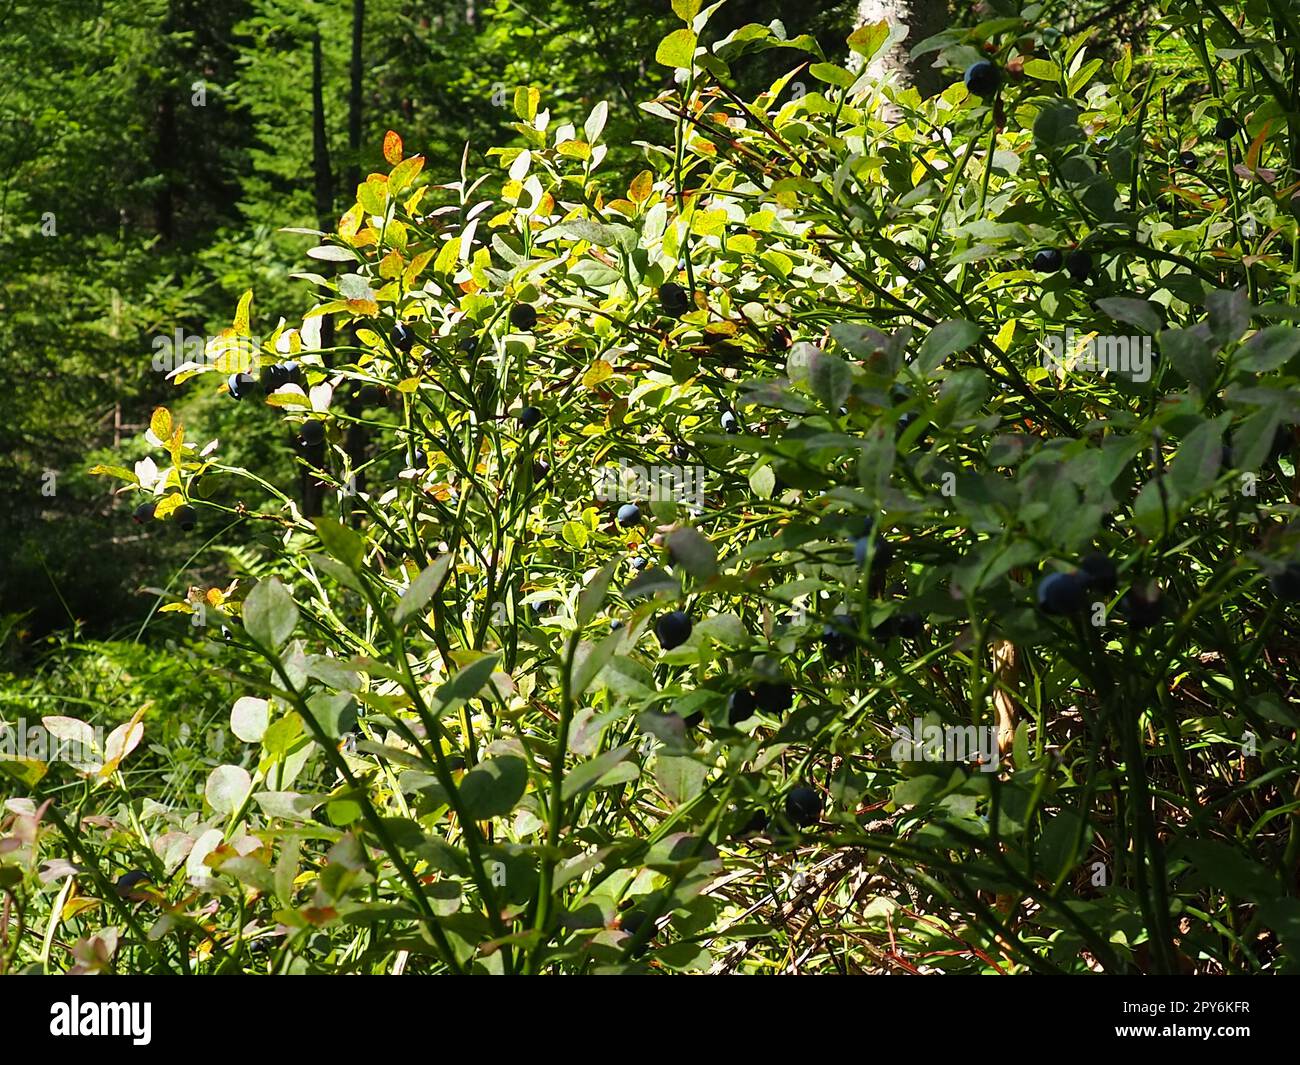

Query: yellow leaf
<box><xmin>232</xmin><ymin>289</ymin><xmax>253</xmax><ymax>336</ymax></box>
<box><xmin>404</xmin><ymin>248</ymin><xmax>436</xmax><ymax>286</ymax></box>
<box><xmin>159</xmin><ymin>602</ymin><xmax>193</xmax><ymax>614</ymax></box>
<box><xmin>582</xmin><ymin>359</ymin><xmax>614</xmax><ymax>388</ymax></box>
<box><xmin>994</xmin><ymin>317</ymin><xmax>1017</xmax><ymax>352</ymax></box>
<box><xmin>396</xmin><ymin>377</ymin><xmax>420</xmax><ymax>393</ymax></box>
<box><xmin>385</xmin><ymin>220</ymin><xmax>409</xmax><ymax>251</ymax></box>
<box><xmin>338</xmin><ymin>204</ymin><xmax>363</xmax><ymax>238</ymax></box>
<box><xmin>557</xmin><ymin>140</ymin><xmax>592</xmax><ymax>161</ymax></box>
<box><xmin>358</xmin><ymin>179</ymin><xmax>388</xmax><ymax>216</ymax></box>
<box><xmin>690</xmin><ymin>208</ymin><xmax>727</xmax><ymax>236</ymax></box>
<box><xmin>150</xmin><ymin>407</ymin><xmax>173</xmax><ymax>440</ymax></box>
<box><xmin>88</xmin><ymin>464</ymin><xmax>138</xmax><ymax>483</ymax></box>
<box><xmin>513</xmin><ymin>86</ymin><xmax>540</xmax><ymax>121</ymax></box>
<box><xmin>434</xmin><ymin>237</ymin><xmax>461</xmax><ymax>275</ymax></box>
<box><xmin>379</xmin><ymin>248</ymin><xmax>405</xmax><ymax>279</ymax></box>
<box><xmin>62</xmin><ymin>897</ymin><xmax>101</xmax><ymax>920</ymax></box>
<box><xmin>389</xmin><ymin>155</ymin><xmax>425</xmax><ymax>196</ymax></box>
<box><xmin>383</xmin><ymin>129</ymin><xmax>403</xmax><ymax>166</ymax></box>
<box><xmin>404</xmin><ymin>186</ymin><xmax>428</xmax><ymax>214</ymax></box>
<box><xmin>629</xmin><ymin>169</ymin><xmax>654</xmax><ymax>204</ymax></box>
<box><xmin>167</xmin><ymin>426</ymin><xmax>185</xmax><ymax>467</ymax></box>
<box><xmin>153</xmin><ymin>494</ymin><xmax>184</xmax><ymax>519</ymax></box>
<box><xmin>604</xmin><ymin>198</ymin><xmax>637</xmax><ymax>216</ymax></box>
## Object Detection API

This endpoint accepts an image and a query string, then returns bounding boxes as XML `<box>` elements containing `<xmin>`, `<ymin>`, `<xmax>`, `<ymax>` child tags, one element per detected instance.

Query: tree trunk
<box><xmin>854</xmin><ymin>0</ymin><xmax>948</xmax><ymax>99</ymax></box>
<box><xmin>346</xmin><ymin>0</ymin><xmax>364</xmax><ymax>196</ymax></box>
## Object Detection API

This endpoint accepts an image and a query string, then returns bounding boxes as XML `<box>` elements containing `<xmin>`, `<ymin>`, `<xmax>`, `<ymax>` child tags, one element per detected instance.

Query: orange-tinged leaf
<box><xmin>233</xmin><ymin>289</ymin><xmax>253</xmax><ymax>336</ymax></box>
<box><xmin>338</xmin><ymin>204</ymin><xmax>364</xmax><ymax>238</ymax></box>
<box><xmin>404</xmin><ymin>248</ymin><xmax>436</xmax><ymax>285</ymax></box>
<box><xmin>167</xmin><ymin>426</ymin><xmax>185</xmax><ymax>467</ymax></box>
<box><xmin>345</xmin><ymin>299</ymin><xmax>380</xmax><ymax>316</ymax></box>
<box><xmin>1246</xmin><ymin>120</ymin><xmax>1272</xmax><ymax>171</ymax></box>
<box><xmin>150</xmin><ymin>407</ymin><xmax>173</xmax><ymax>440</ymax></box>
<box><xmin>604</xmin><ymin>198</ymin><xmax>637</xmax><ymax>216</ymax></box>
<box><xmin>582</xmin><ymin>359</ymin><xmax>614</xmax><ymax>388</ymax></box>
<box><xmin>629</xmin><ymin>169</ymin><xmax>654</xmax><ymax>204</ymax></box>
<box><xmin>383</xmin><ymin>129</ymin><xmax>403</xmax><ymax>166</ymax></box>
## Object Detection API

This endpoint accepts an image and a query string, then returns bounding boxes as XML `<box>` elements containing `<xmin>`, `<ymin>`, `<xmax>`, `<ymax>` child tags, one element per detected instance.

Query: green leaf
<box><xmin>1237</xmin><ymin>325</ymin><xmax>1300</xmax><ymax>372</ymax></box>
<box><xmin>561</xmin><ymin>745</ymin><xmax>634</xmax><ymax>800</ymax></box>
<box><xmin>915</xmin><ymin>319</ymin><xmax>982</xmax><ymax>374</ymax></box>
<box><xmin>394</xmin><ymin>555</ymin><xmax>452</xmax><ymax>626</ymax></box>
<box><xmin>205</xmin><ymin>764</ymin><xmax>252</xmax><ymax>815</ymax></box>
<box><xmin>1206</xmin><ymin>287</ymin><xmax>1251</xmax><ymax>347</ymax></box>
<box><xmin>787</xmin><ymin>342</ymin><xmax>852</xmax><ymax>409</ymax></box>
<box><xmin>436</xmin><ymin>655</ymin><xmax>500</xmax><ymax>707</ymax></box>
<box><xmin>243</xmin><ymin>577</ymin><xmax>299</xmax><ymax>651</ymax></box>
<box><xmin>230</xmin><ymin>697</ymin><xmax>269</xmax><ymax>744</ymax></box>
<box><xmin>655</xmin><ymin>753</ymin><xmax>707</xmax><ymax>806</ymax></box>
<box><xmin>655</xmin><ymin>28</ymin><xmax>698</xmax><ymax>69</ymax></box>
<box><xmin>1032</xmin><ymin>102</ymin><xmax>1083</xmax><ymax>152</ymax></box>
<box><xmin>808</xmin><ymin>62</ymin><xmax>856</xmax><ymax>88</ymax></box>
<box><xmin>458</xmin><ymin>756</ymin><xmax>528</xmax><ymax>820</ymax></box>
<box><xmin>573</xmin><ymin>630</ymin><xmax>624</xmax><ymax>697</ymax></box>
<box><xmin>577</xmin><ymin>563</ymin><xmax>617</xmax><ymax>628</ymax></box>
<box><xmin>1168</xmin><ymin>419</ymin><xmax>1223</xmax><ymax>501</ymax></box>
<box><xmin>671</xmin><ymin>0</ymin><xmax>702</xmax><ymax>21</ymax></box>
<box><xmin>1096</xmin><ymin>296</ymin><xmax>1162</xmax><ymax>334</ymax></box>
<box><xmin>1160</xmin><ymin>328</ymin><xmax>1215</xmax><ymax>392</ymax></box>
<box><xmin>314</xmin><ymin>516</ymin><xmax>364</xmax><ymax>571</ymax></box>
<box><xmin>666</xmin><ymin>527</ymin><xmax>719</xmax><ymax>579</ymax></box>
<box><xmin>847</xmin><ymin>19</ymin><xmax>890</xmax><ymax>61</ymax></box>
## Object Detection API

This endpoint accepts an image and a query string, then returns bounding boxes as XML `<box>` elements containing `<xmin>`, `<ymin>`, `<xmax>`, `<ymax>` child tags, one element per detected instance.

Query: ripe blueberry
<box><xmin>391</xmin><ymin>321</ymin><xmax>415</xmax><ymax>353</ymax></box>
<box><xmin>769</xmin><ymin>325</ymin><xmax>792</xmax><ymax>351</ymax></box>
<box><xmin>532</xmin><ymin>459</ymin><xmax>550</xmax><ymax>480</ymax></box>
<box><xmin>963</xmin><ymin>61</ymin><xmax>1001</xmax><ymax>97</ymax></box>
<box><xmin>412</xmin><ymin>448</ymin><xmax>428</xmax><ymax>470</ymax></box>
<box><xmin>132</xmin><ymin>501</ymin><xmax>156</xmax><ymax>524</ymax></box>
<box><xmin>617</xmin><ymin>503</ymin><xmax>642</xmax><ymax>527</ymax></box>
<box><xmin>1078</xmin><ymin>552</ymin><xmax>1117</xmax><ymax>596</ymax></box>
<box><xmin>260</xmin><ymin>363</ymin><xmax>289</xmax><ymax>391</ymax></box>
<box><xmin>1268</xmin><ymin>563</ymin><xmax>1300</xmax><ymax>600</ymax></box>
<box><xmin>720</xmin><ymin>410</ymin><xmax>739</xmax><ymax>434</ymax></box>
<box><xmin>822</xmin><ymin>614</ymin><xmax>856</xmax><ymax>661</ymax></box>
<box><xmin>299</xmin><ymin>420</ymin><xmax>326</xmax><ymax>447</ymax></box>
<box><xmin>1178</xmin><ymin>150</ymin><xmax>1197</xmax><ymax>170</ymax></box>
<box><xmin>174</xmin><ymin>504</ymin><xmax>197</xmax><ymax>532</ymax></box>
<box><xmin>654</xmin><ymin>610</ymin><xmax>692</xmax><ymax>650</ymax></box>
<box><xmin>1032</xmin><ymin>248</ymin><xmax>1063</xmax><ymax>273</ymax></box>
<box><xmin>1064</xmin><ymin>249</ymin><xmax>1093</xmax><ymax>282</ymax></box>
<box><xmin>1036</xmin><ymin>571</ymin><xmax>1088</xmax><ymax>615</ymax></box>
<box><xmin>894</xmin><ymin>612</ymin><xmax>924</xmax><ymax>639</ymax></box>
<box><xmin>517</xmin><ymin>406</ymin><xmax>543</xmax><ymax>430</ymax></box>
<box><xmin>727</xmin><ymin>688</ymin><xmax>757</xmax><ymax>725</ymax></box>
<box><xmin>115</xmin><ymin>869</ymin><xmax>152</xmax><ymax>897</ymax></box>
<box><xmin>1214</xmin><ymin>116</ymin><xmax>1237</xmax><ymax>140</ymax></box>
<box><xmin>754</xmin><ymin>681</ymin><xmax>794</xmax><ymax>714</ymax></box>
<box><xmin>227</xmin><ymin>372</ymin><xmax>257</xmax><ymax>400</ymax></box>
<box><xmin>784</xmin><ymin>786</ymin><xmax>822</xmax><ymax>827</ymax></box>
<box><xmin>658</xmin><ymin>282</ymin><xmax>690</xmax><ymax>317</ymax></box>
<box><xmin>509</xmin><ymin>303</ymin><xmax>538</xmax><ymax>331</ymax></box>
<box><xmin>1121</xmin><ymin>584</ymin><xmax>1164</xmax><ymax>629</ymax></box>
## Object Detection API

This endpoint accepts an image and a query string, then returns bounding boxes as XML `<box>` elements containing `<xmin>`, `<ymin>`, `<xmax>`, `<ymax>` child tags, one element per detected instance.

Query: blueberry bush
<box><xmin>6</xmin><ymin>0</ymin><xmax>1300</xmax><ymax>975</ymax></box>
